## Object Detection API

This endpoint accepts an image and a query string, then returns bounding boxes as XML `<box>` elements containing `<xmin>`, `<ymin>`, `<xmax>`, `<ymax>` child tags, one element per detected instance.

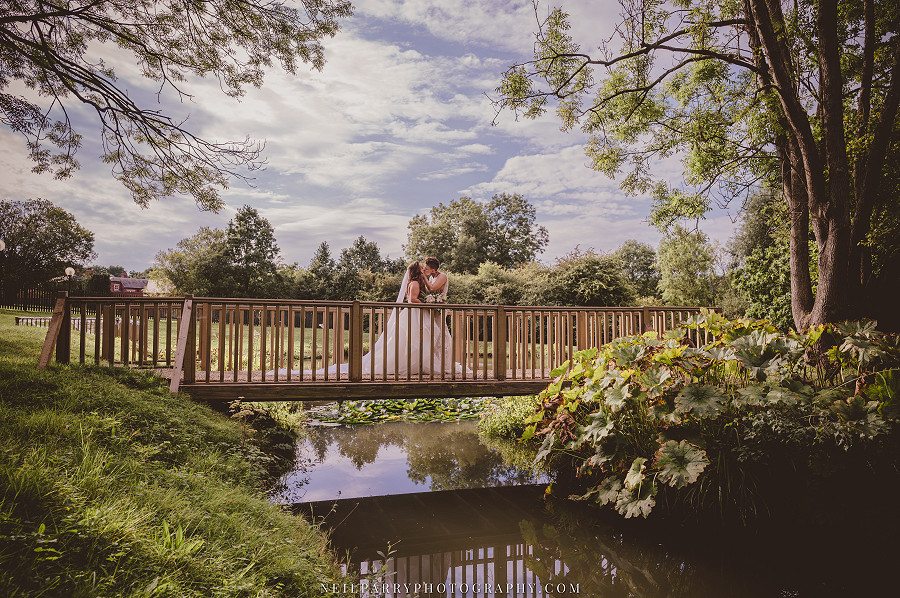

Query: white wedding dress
<box><xmin>358</xmin><ymin>272</ymin><xmax>454</xmax><ymax>378</ymax></box>
<box><xmin>278</xmin><ymin>272</ymin><xmax>457</xmax><ymax>379</ymax></box>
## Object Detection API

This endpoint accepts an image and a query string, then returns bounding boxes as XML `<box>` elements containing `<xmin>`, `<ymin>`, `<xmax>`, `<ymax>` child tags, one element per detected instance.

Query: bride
<box><xmin>283</xmin><ymin>259</ymin><xmax>455</xmax><ymax>378</ymax></box>
<box><xmin>364</xmin><ymin>259</ymin><xmax>454</xmax><ymax>377</ymax></box>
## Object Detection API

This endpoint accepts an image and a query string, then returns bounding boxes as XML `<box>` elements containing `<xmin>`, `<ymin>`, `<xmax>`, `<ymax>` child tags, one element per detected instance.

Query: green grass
<box><xmin>0</xmin><ymin>309</ymin><xmax>342</xmax><ymax>597</ymax></box>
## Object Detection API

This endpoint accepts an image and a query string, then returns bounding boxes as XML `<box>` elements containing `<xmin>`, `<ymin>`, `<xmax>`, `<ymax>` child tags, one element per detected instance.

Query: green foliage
<box><xmin>304</xmin><ymin>241</ymin><xmax>337</xmax><ymax>299</ymax></box>
<box><xmin>1</xmin><ymin>0</ymin><xmax>352</xmax><ymax>208</ymax></box>
<box><xmin>154</xmin><ymin>208</ymin><xmax>288</xmax><ymax>298</ymax></box>
<box><xmin>656</xmin><ymin>225</ymin><xmax>716</xmax><ymax>306</ymax></box>
<box><xmin>404</xmin><ymin>194</ymin><xmax>549</xmax><ymax>273</ymax></box>
<box><xmin>443</xmin><ymin>251</ymin><xmax>633</xmax><ymax>308</ymax></box>
<box><xmin>334</xmin><ymin>236</ymin><xmax>399</xmax><ymax>300</ymax></box>
<box><xmin>307</xmin><ymin>398</ymin><xmax>489</xmax><ymax>425</ymax></box>
<box><xmin>495</xmin><ymin>0</ymin><xmax>900</xmax><ymax>329</ymax></box>
<box><xmin>731</xmin><ymin>238</ymin><xmax>818</xmax><ymax>331</ymax></box>
<box><xmin>544</xmin><ymin>249</ymin><xmax>634</xmax><ymax>307</ymax></box>
<box><xmin>613</xmin><ymin>240</ymin><xmax>661</xmax><ymax>298</ymax></box>
<box><xmin>523</xmin><ymin>311</ymin><xmax>900</xmax><ymax>521</ymax></box>
<box><xmin>153</xmin><ymin>227</ymin><xmax>232</xmax><ymax>296</ymax></box>
<box><xmin>477</xmin><ymin>395</ymin><xmax>542</xmax><ymax>439</ymax></box>
<box><xmin>0</xmin><ymin>199</ymin><xmax>96</xmax><ymax>291</ymax></box>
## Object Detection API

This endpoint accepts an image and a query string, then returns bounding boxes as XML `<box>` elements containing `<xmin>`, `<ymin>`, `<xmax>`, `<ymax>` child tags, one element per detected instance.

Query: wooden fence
<box><xmin>0</xmin><ymin>287</ymin><xmax>57</xmax><ymax>312</ymax></box>
<box><xmin>37</xmin><ymin>293</ymin><xmax>713</xmax><ymax>400</ymax></box>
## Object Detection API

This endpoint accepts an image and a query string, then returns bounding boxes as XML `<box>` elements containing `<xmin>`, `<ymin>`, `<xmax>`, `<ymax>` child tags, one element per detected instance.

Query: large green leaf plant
<box><xmin>522</xmin><ymin>311</ymin><xmax>900</xmax><ymax>520</ymax></box>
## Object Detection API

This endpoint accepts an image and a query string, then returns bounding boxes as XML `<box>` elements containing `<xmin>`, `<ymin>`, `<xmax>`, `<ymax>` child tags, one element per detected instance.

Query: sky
<box><xmin>0</xmin><ymin>0</ymin><xmax>741</xmax><ymax>273</ymax></box>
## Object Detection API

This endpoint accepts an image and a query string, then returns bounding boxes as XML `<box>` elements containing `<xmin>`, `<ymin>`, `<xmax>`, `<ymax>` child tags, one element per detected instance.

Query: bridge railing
<box><xmin>38</xmin><ymin>292</ymin><xmax>713</xmax><ymax>391</ymax></box>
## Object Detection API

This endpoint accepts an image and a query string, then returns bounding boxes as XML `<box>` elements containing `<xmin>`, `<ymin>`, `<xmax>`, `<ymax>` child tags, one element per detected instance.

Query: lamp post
<box><xmin>65</xmin><ymin>266</ymin><xmax>75</xmax><ymax>294</ymax></box>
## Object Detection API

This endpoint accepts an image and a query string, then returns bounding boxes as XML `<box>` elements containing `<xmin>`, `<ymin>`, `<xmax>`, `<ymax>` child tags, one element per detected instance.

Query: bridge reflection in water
<box><xmin>297</xmin><ymin>486</ymin><xmax>576</xmax><ymax>598</ymax></box>
<box><xmin>297</xmin><ymin>484</ymin><xmax>782</xmax><ymax>598</ymax></box>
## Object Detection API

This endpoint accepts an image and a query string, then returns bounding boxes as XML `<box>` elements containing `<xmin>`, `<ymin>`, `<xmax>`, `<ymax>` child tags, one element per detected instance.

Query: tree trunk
<box><xmin>749</xmin><ymin>0</ymin><xmax>859</xmax><ymax>330</ymax></box>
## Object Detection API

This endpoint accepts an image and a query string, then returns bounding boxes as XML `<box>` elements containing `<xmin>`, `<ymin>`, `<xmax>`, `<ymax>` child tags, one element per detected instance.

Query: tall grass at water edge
<box><xmin>0</xmin><ymin>309</ymin><xmax>343</xmax><ymax>597</ymax></box>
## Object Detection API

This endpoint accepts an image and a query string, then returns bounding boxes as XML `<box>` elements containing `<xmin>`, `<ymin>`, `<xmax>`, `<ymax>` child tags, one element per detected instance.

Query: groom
<box><xmin>422</xmin><ymin>257</ymin><xmax>446</xmax><ymax>293</ymax></box>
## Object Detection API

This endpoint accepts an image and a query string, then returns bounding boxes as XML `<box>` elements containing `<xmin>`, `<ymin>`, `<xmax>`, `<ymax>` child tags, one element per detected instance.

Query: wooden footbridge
<box><xmin>36</xmin><ymin>293</ymin><xmax>709</xmax><ymax>401</ymax></box>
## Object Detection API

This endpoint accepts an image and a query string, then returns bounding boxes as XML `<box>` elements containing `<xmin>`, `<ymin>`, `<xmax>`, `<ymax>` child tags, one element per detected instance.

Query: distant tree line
<box><xmin>148</xmin><ymin>200</ymin><xmax>727</xmax><ymax>309</ymax></box>
<box><xmin>4</xmin><ymin>196</ymin><xmax>800</xmax><ymax>324</ymax></box>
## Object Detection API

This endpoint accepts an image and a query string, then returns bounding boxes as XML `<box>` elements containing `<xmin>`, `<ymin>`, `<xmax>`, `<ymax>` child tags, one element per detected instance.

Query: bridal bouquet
<box><xmin>425</xmin><ymin>293</ymin><xmax>445</xmax><ymax>303</ymax></box>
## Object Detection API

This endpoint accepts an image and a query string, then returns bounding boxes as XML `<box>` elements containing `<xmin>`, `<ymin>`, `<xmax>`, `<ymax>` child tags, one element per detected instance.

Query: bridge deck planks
<box><xmin>156</xmin><ymin>365</ymin><xmax>555</xmax><ymax>400</ymax></box>
<box><xmin>177</xmin><ymin>378</ymin><xmax>551</xmax><ymax>401</ymax></box>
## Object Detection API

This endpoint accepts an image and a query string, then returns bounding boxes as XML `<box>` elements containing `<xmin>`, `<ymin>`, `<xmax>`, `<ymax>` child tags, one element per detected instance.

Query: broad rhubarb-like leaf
<box><xmin>733</xmin><ymin>385</ymin><xmax>768</xmax><ymax>407</ymax></box>
<box><xmin>624</xmin><ymin>457</ymin><xmax>647</xmax><ymax>490</ymax></box>
<box><xmin>653</xmin><ymin>440</ymin><xmax>709</xmax><ymax>488</ymax></box>
<box><xmin>615</xmin><ymin>482</ymin><xmax>657</xmax><ymax>518</ymax></box>
<box><xmin>576</xmin><ymin>410</ymin><xmax>614</xmax><ymax>445</ymax></box>
<box><xmin>604</xmin><ymin>379</ymin><xmax>631</xmax><ymax>412</ymax></box>
<box><xmin>675</xmin><ymin>385</ymin><xmax>726</xmax><ymax>418</ymax></box>
<box><xmin>594</xmin><ymin>476</ymin><xmax>623</xmax><ymax>506</ymax></box>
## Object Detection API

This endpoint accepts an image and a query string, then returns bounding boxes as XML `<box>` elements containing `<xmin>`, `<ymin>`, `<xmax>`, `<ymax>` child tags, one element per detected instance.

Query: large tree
<box><xmin>306</xmin><ymin>241</ymin><xmax>336</xmax><ymax>299</ymax></box>
<box><xmin>226</xmin><ymin>205</ymin><xmax>280</xmax><ymax>297</ymax></box>
<box><xmin>656</xmin><ymin>225</ymin><xmax>717</xmax><ymax>307</ymax></box>
<box><xmin>153</xmin><ymin>227</ymin><xmax>232</xmax><ymax>296</ymax></box>
<box><xmin>405</xmin><ymin>193</ymin><xmax>549</xmax><ymax>273</ymax></box>
<box><xmin>0</xmin><ymin>198</ymin><xmax>95</xmax><ymax>294</ymax></box>
<box><xmin>497</xmin><ymin>0</ymin><xmax>900</xmax><ymax>330</ymax></box>
<box><xmin>0</xmin><ymin>0</ymin><xmax>351</xmax><ymax>209</ymax></box>
<box><xmin>613</xmin><ymin>239</ymin><xmax>661</xmax><ymax>298</ymax></box>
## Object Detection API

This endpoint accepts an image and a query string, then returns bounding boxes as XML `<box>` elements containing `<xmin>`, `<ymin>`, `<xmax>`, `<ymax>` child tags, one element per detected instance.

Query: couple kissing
<box><xmin>405</xmin><ymin>257</ymin><xmax>447</xmax><ymax>304</ymax></box>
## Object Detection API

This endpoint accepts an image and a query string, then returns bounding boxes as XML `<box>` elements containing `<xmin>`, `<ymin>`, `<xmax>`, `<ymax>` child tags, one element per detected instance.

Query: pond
<box><xmin>272</xmin><ymin>420</ymin><xmax>547</xmax><ymax>503</ymax></box>
<box><xmin>277</xmin><ymin>420</ymin><xmax>895</xmax><ymax>597</ymax></box>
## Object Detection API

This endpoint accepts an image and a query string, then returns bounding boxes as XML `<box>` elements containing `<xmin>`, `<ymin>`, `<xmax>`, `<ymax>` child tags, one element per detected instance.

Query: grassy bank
<box><xmin>0</xmin><ymin>309</ymin><xmax>342</xmax><ymax>597</ymax></box>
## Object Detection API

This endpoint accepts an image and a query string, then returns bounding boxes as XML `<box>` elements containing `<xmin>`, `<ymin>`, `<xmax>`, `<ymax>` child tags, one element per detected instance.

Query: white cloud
<box><xmin>457</xmin><ymin>143</ymin><xmax>493</xmax><ymax>155</ymax></box>
<box><xmin>357</xmin><ymin>0</ymin><xmax>538</xmax><ymax>53</ymax></box>
<box><xmin>0</xmin><ymin>0</ymin><xmax>736</xmax><ymax>273</ymax></box>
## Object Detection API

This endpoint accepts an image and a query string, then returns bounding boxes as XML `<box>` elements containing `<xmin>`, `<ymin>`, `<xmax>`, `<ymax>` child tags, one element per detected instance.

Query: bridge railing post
<box><xmin>56</xmin><ymin>291</ymin><xmax>71</xmax><ymax>364</ymax></box>
<box><xmin>494</xmin><ymin>305</ymin><xmax>507</xmax><ymax>381</ymax></box>
<box><xmin>576</xmin><ymin>311</ymin><xmax>587</xmax><ymax>351</ymax></box>
<box><xmin>38</xmin><ymin>291</ymin><xmax>68</xmax><ymax>369</ymax></box>
<box><xmin>170</xmin><ymin>295</ymin><xmax>195</xmax><ymax>393</ymax></box>
<box><xmin>642</xmin><ymin>306</ymin><xmax>654</xmax><ymax>335</ymax></box>
<box><xmin>349</xmin><ymin>301</ymin><xmax>363</xmax><ymax>382</ymax></box>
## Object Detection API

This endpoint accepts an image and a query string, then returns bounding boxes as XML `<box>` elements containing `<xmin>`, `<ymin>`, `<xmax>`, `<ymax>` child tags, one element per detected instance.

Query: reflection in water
<box><xmin>273</xmin><ymin>420</ymin><xmax>545</xmax><ymax>503</ymax></box>
<box><xmin>300</xmin><ymin>486</ymin><xmax>775</xmax><ymax>598</ymax></box>
<box><xmin>285</xmin><ymin>420</ymin><xmax>894</xmax><ymax>596</ymax></box>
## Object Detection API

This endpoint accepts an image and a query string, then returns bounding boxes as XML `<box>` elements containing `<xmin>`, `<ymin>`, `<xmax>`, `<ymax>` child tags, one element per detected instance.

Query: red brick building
<box><xmin>109</xmin><ymin>276</ymin><xmax>149</xmax><ymax>296</ymax></box>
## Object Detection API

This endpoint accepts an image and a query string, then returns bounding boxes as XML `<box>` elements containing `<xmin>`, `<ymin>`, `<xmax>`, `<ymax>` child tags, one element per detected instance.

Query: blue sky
<box><xmin>0</xmin><ymin>0</ymin><xmax>740</xmax><ymax>272</ymax></box>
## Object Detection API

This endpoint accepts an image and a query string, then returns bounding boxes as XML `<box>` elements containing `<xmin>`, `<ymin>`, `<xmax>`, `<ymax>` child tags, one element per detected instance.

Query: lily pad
<box><xmin>675</xmin><ymin>385</ymin><xmax>726</xmax><ymax>418</ymax></box>
<box><xmin>653</xmin><ymin>440</ymin><xmax>709</xmax><ymax>488</ymax></box>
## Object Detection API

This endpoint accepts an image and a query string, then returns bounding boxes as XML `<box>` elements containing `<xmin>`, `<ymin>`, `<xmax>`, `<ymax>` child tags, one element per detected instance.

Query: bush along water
<box><xmin>523</xmin><ymin>312</ymin><xmax>900</xmax><ymax>524</ymax></box>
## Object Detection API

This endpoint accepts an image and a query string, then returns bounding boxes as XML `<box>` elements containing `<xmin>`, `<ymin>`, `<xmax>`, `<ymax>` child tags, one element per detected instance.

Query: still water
<box><xmin>277</xmin><ymin>420</ymin><xmax>894</xmax><ymax>597</ymax></box>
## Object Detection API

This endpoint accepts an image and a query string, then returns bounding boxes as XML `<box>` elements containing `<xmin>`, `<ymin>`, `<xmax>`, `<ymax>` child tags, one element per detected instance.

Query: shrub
<box><xmin>522</xmin><ymin>311</ymin><xmax>900</xmax><ymax>522</ymax></box>
<box><xmin>478</xmin><ymin>395</ymin><xmax>541</xmax><ymax>438</ymax></box>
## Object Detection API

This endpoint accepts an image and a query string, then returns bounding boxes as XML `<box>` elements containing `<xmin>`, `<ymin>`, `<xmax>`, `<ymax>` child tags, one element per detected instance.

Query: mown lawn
<box><xmin>0</xmin><ymin>309</ymin><xmax>342</xmax><ymax>597</ymax></box>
